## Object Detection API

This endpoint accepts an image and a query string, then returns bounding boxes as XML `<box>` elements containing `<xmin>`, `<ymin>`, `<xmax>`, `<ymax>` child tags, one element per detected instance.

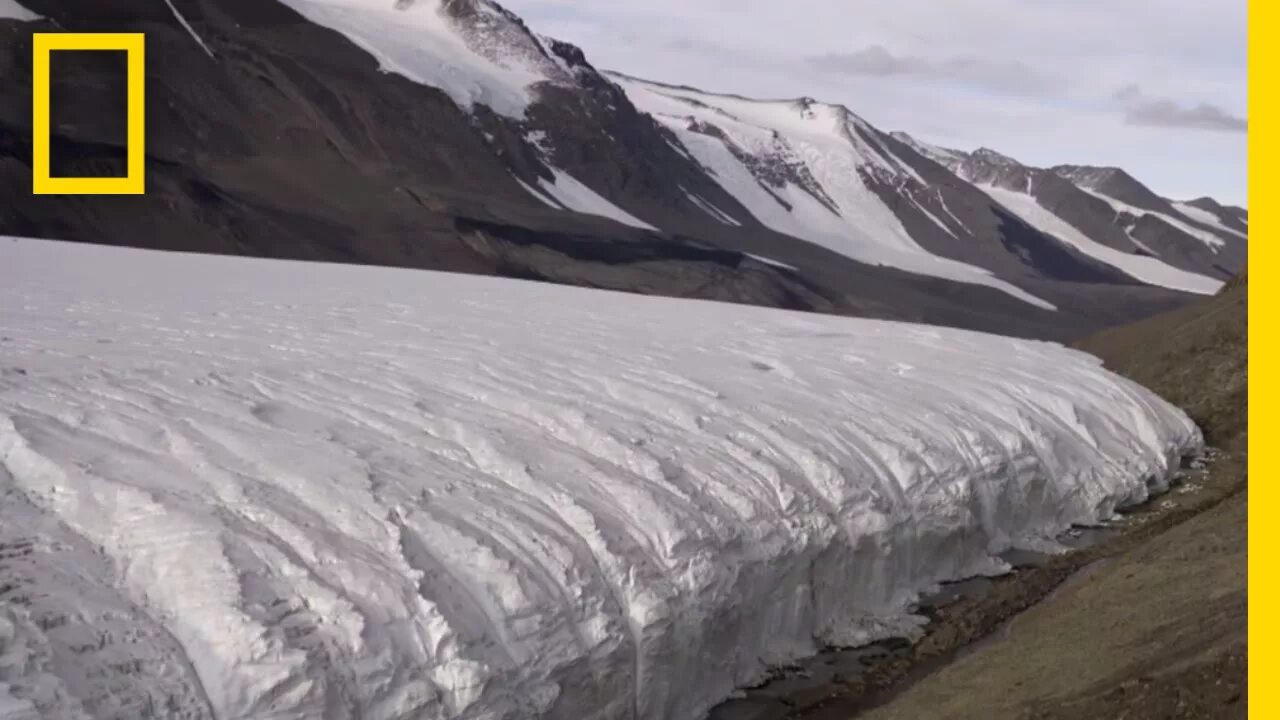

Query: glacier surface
<box><xmin>0</xmin><ymin>238</ymin><xmax>1200</xmax><ymax>720</ymax></box>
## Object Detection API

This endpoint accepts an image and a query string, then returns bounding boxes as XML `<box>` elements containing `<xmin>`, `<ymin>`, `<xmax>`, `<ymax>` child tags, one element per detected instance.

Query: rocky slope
<box><xmin>0</xmin><ymin>0</ymin><xmax>1244</xmax><ymax>339</ymax></box>
<box><xmin>894</xmin><ymin>133</ymin><xmax>1247</xmax><ymax>290</ymax></box>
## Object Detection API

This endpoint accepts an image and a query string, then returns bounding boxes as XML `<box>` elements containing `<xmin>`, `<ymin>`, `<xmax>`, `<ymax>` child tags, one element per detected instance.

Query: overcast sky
<box><xmin>503</xmin><ymin>0</ymin><xmax>1248</xmax><ymax>206</ymax></box>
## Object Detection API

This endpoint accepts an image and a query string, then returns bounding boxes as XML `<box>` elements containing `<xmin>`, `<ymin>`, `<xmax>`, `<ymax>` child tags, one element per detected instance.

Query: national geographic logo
<box><xmin>32</xmin><ymin>33</ymin><xmax>145</xmax><ymax>195</ymax></box>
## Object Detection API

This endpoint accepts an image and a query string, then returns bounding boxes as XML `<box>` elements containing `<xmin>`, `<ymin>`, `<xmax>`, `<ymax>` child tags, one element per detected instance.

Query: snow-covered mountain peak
<box><xmin>1051</xmin><ymin>164</ymin><xmax>1128</xmax><ymax>191</ymax></box>
<box><xmin>1188</xmin><ymin>196</ymin><xmax>1225</xmax><ymax>210</ymax></box>
<box><xmin>971</xmin><ymin>147</ymin><xmax>1022</xmax><ymax>167</ymax></box>
<box><xmin>792</xmin><ymin>96</ymin><xmax>825</xmax><ymax>120</ymax></box>
<box><xmin>276</xmin><ymin>0</ymin><xmax>577</xmax><ymax>117</ymax></box>
<box><xmin>791</xmin><ymin>96</ymin><xmax>857</xmax><ymax>122</ymax></box>
<box><xmin>609</xmin><ymin>73</ymin><xmax>1056</xmax><ymax>308</ymax></box>
<box><xmin>437</xmin><ymin>0</ymin><xmax>582</xmax><ymax>80</ymax></box>
<box><xmin>1052</xmin><ymin>164</ymin><xmax>1210</xmax><ymax>218</ymax></box>
<box><xmin>888</xmin><ymin>131</ymin><xmax>968</xmax><ymax>168</ymax></box>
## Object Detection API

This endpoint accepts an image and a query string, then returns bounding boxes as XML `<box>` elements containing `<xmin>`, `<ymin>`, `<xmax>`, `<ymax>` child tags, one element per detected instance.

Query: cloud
<box><xmin>810</xmin><ymin>45</ymin><xmax>930</xmax><ymax>76</ymax></box>
<box><xmin>1115</xmin><ymin>84</ymin><xmax>1247</xmax><ymax>133</ymax></box>
<box><xmin>807</xmin><ymin>45</ymin><xmax>1050</xmax><ymax>95</ymax></box>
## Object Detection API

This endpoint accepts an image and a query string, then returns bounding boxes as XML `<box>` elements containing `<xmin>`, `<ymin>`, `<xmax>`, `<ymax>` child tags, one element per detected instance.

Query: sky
<box><xmin>502</xmin><ymin>0</ymin><xmax>1248</xmax><ymax>206</ymax></box>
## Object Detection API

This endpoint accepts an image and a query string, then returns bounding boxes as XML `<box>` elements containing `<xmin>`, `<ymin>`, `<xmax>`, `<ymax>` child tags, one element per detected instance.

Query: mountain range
<box><xmin>0</xmin><ymin>0</ymin><xmax>1247</xmax><ymax>340</ymax></box>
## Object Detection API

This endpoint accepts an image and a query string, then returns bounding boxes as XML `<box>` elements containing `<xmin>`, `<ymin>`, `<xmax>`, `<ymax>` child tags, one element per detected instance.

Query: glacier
<box><xmin>0</xmin><ymin>238</ymin><xmax>1201</xmax><ymax>720</ymax></box>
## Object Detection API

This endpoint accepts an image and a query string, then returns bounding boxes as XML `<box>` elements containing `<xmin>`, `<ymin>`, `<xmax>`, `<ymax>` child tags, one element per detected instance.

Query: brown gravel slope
<box><xmin>1078</xmin><ymin>270</ymin><xmax>1247</xmax><ymax>448</ymax></box>
<box><xmin>852</xmin><ymin>276</ymin><xmax>1247</xmax><ymax>720</ymax></box>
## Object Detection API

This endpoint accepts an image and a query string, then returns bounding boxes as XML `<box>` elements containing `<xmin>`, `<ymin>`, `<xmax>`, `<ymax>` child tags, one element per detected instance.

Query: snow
<box><xmin>273</xmin><ymin>0</ymin><xmax>559</xmax><ymax>119</ymax></box>
<box><xmin>525</xmin><ymin>129</ymin><xmax>551</xmax><ymax>153</ymax></box>
<box><xmin>1172</xmin><ymin>202</ymin><xmax>1249</xmax><ymax>241</ymax></box>
<box><xmin>681</xmin><ymin>186</ymin><xmax>742</xmax><ymax>226</ymax></box>
<box><xmin>1076</xmin><ymin>188</ymin><xmax>1227</xmax><ymax>250</ymax></box>
<box><xmin>866</xmin><ymin>133</ymin><xmax>927</xmax><ymax>185</ymax></box>
<box><xmin>535</xmin><ymin>168</ymin><xmax>658</xmax><ymax>231</ymax></box>
<box><xmin>978</xmin><ymin>184</ymin><xmax>1224</xmax><ymax>295</ymax></box>
<box><xmin>515</xmin><ymin>169</ymin><xmax>652</xmax><ymax>233</ymax></box>
<box><xmin>610</xmin><ymin>74</ymin><xmax>1055</xmax><ymax>311</ymax></box>
<box><xmin>743</xmin><ymin>253</ymin><xmax>797</xmax><ymax>271</ymax></box>
<box><xmin>665</xmin><ymin>138</ymin><xmax>696</xmax><ymax>162</ymax></box>
<box><xmin>512</xmin><ymin>175</ymin><xmax>562</xmax><ymax>209</ymax></box>
<box><xmin>889</xmin><ymin>132</ymin><xmax>965</xmax><ymax>169</ymax></box>
<box><xmin>934</xmin><ymin>189</ymin><xmax>970</xmax><ymax>235</ymax></box>
<box><xmin>0</xmin><ymin>237</ymin><xmax>1202</xmax><ymax>720</ymax></box>
<box><xmin>908</xmin><ymin>195</ymin><xmax>959</xmax><ymax>239</ymax></box>
<box><xmin>0</xmin><ymin>691</ymin><xmax>38</xmax><ymax>720</ymax></box>
<box><xmin>1124</xmin><ymin>228</ymin><xmax>1162</xmax><ymax>257</ymax></box>
<box><xmin>162</xmin><ymin>0</ymin><xmax>216</xmax><ymax>59</ymax></box>
<box><xmin>0</xmin><ymin>0</ymin><xmax>39</xmax><ymax>20</ymax></box>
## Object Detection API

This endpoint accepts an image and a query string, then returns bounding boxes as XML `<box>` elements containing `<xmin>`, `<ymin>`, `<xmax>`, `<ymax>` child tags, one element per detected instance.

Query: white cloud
<box><xmin>504</xmin><ymin>0</ymin><xmax>1247</xmax><ymax>205</ymax></box>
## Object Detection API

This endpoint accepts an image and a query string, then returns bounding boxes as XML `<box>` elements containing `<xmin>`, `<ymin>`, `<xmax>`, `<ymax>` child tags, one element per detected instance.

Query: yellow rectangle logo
<box><xmin>32</xmin><ymin>33</ymin><xmax>145</xmax><ymax>195</ymax></box>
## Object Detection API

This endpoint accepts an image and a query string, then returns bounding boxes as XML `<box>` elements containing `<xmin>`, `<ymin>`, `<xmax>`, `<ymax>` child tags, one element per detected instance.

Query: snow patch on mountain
<box><xmin>535</xmin><ymin>168</ymin><xmax>658</xmax><ymax>230</ymax></box>
<box><xmin>0</xmin><ymin>0</ymin><xmax>39</xmax><ymax>20</ymax></box>
<box><xmin>932</xmin><ymin>188</ymin><xmax>970</xmax><ymax>233</ymax></box>
<box><xmin>907</xmin><ymin>194</ymin><xmax>959</xmax><ymax>239</ymax></box>
<box><xmin>274</xmin><ymin>0</ymin><xmax>563</xmax><ymax>118</ymax></box>
<box><xmin>979</xmin><ymin>184</ymin><xmax>1224</xmax><ymax>295</ymax></box>
<box><xmin>162</xmin><ymin>0</ymin><xmax>216</xmax><ymax>59</ymax></box>
<box><xmin>610</xmin><ymin>74</ymin><xmax>1054</xmax><ymax>311</ymax></box>
<box><xmin>863</xmin><ymin>133</ymin><xmax>927</xmax><ymax>185</ymax></box>
<box><xmin>681</xmin><ymin>187</ymin><xmax>742</xmax><ymax>226</ymax></box>
<box><xmin>1077</xmin><ymin>188</ymin><xmax>1227</xmax><ymax>250</ymax></box>
<box><xmin>889</xmin><ymin>132</ymin><xmax>965</xmax><ymax>169</ymax></box>
<box><xmin>513</xmin><ymin>175</ymin><xmax>562</xmax><ymax>209</ymax></box>
<box><xmin>1173</xmin><ymin>202</ymin><xmax>1248</xmax><ymax>241</ymax></box>
<box><xmin>744</xmin><ymin>253</ymin><xmax>797</xmax><ymax>270</ymax></box>
<box><xmin>1123</xmin><ymin>228</ymin><xmax>1162</xmax><ymax>257</ymax></box>
<box><xmin>0</xmin><ymin>239</ymin><xmax>1203</xmax><ymax>720</ymax></box>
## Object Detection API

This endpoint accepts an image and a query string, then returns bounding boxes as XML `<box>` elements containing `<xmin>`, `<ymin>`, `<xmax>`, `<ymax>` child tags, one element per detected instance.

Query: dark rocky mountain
<box><xmin>897</xmin><ymin>134</ymin><xmax>1247</xmax><ymax>285</ymax></box>
<box><xmin>0</xmin><ymin>0</ymin><xmax>1245</xmax><ymax>341</ymax></box>
<box><xmin>1184</xmin><ymin>196</ymin><xmax>1249</xmax><ymax>234</ymax></box>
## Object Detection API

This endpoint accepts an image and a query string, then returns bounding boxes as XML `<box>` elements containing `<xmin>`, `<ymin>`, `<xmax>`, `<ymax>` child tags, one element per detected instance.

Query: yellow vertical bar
<box><xmin>1249</xmin><ymin>0</ymin><xmax>1265</xmax><ymax>715</ymax></box>
<box><xmin>126</xmin><ymin>34</ymin><xmax>145</xmax><ymax>194</ymax></box>
<box><xmin>31</xmin><ymin>34</ymin><xmax>51</xmax><ymax>194</ymax></box>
